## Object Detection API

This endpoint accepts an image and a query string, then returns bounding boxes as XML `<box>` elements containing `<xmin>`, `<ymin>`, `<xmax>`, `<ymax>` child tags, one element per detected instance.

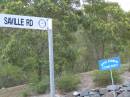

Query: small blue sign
<box><xmin>98</xmin><ymin>57</ymin><xmax>121</xmax><ymax>71</ymax></box>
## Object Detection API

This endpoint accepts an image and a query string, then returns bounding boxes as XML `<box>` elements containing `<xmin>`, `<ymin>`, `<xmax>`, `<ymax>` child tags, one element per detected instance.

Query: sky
<box><xmin>107</xmin><ymin>0</ymin><xmax>130</xmax><ymax>12</ymax></box>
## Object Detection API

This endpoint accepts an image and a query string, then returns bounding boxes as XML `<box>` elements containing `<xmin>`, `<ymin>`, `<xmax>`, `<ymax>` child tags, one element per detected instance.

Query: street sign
<box><xmin>98</xmin><ymin>56</ymin><xmax>121</xmax><ymax>97</ymax></box>
<box><xmin>0</xmin><ymin>14</ymin><xmax>52</xmax><ymax>30</ymax></box>
<box><xmin>0</xmin><ymin>14</ymin><xmax>55</xmax><ymax>97</ymax></box>
<box><xmin>98</xmin><ymin>57</ymin><xmax>121</xmax><ymax>71</ymax></box>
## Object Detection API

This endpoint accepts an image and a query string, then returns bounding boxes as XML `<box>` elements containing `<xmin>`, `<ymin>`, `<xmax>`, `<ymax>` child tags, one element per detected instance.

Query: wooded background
<box><xmin>0</xmin><ymin>0</ymin><xmax>130</xmax><ymax>88</ymax></box>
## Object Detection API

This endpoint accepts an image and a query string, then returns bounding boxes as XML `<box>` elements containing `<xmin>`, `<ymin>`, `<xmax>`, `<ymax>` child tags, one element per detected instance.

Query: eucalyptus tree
<box><xmin>79</xmin><ymin>0</ymin><xmax>127</xmax><ymax>68</ymax></box>
<box><xmin>0</xmin><ymin>0</ymin><xmax>79</xmax><ymax>86</ymax></box>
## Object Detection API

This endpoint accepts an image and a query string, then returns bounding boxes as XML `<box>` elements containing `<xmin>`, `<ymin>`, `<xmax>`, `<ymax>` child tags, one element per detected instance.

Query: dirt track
<box><xmin>0</xmin><ymin>71</ymin><xmax>130</xmax><ymax>97</ymax></box>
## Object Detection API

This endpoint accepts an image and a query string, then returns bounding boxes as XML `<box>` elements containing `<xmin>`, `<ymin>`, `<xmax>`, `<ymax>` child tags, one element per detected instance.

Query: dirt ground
<box><xmin>0</xmin><ymin>71</ymin><xmax>130</xmax><ymax>97</ymax></box>
<box><xmin>79</xmin><ymin>72</ymin><xmax>95</xmax><ymax>90</ymax></box>
<box><xmin>32</xmin><ymin>71</ymin><xmax>130</xmax><ymax>97</ymax></box>
<box><xmin>121</xmin><ymin>71</ymin><xmax>130</xmax><ymax>84</ymax></box>
<box><xmin>0</xmin><ymin>85</ymin><xmax>26</xmax><ymax>97</ymax></box>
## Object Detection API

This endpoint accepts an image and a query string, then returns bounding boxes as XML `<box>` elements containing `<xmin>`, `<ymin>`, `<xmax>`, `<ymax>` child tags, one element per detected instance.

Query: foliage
<box><xmin>0</xmin><ymin>64</ymin><xmax>25</xmax><ymax>88</ymax></box>
<box><xmin>0</xmin><ymin>0</ymin><xmax>130</xmax><ymax>92</ymax></box>
<box><xmin>30</xmin><ymin>77</ymin><xmax>49</xmax><ymax>94</ymax></box>
<box><xmin>57</xmin><ymin>73</ymin><xmax>80</xmax><ymax>92</ymax></box>
<box><xmin>0</xmin><ymin>0</ymin><xmax>79</xmax><ymax>80</ymax></box>
<box><xmin>79</xmin><ymin>1</ymin><xmax>127</xmax><ymax>69</ymax></box>
<box><xmin>22</xmin><ymin>92</ymin><xmax>29</xmax><ymax>97</ymax></box>
<box><xmin>93</xmin><ymin>70</ymin><xmax>122</xmax><ymax>87</ymax></box>
<box><xmin>21</xmin><ymin>85</ymin><xmax>31</xmax><ymax>97</ymax></box>
<box><xmin>127</xmin><ymin>66</ymin><xmax>130</xmax><ymax>72</ymax></box>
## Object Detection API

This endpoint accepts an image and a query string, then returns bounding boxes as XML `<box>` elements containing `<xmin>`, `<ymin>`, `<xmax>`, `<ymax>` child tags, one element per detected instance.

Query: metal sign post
<box><xmin>48</xmin><ymin>29</ymin><xmax>55</xmax><ymax>97</ymax></box>
<box><xmin>98</xmin><ymin>56</ymin><xmax>121</xmax><ymax>97</ymax></box>
<box><xmin>110</xmin><ymin>69</ymin><xmax>114</xmax><ymax>86</ymax></box>
<box><xmin>110</xmin><ymin>69</ymin><xmax>116</xmax><ymax>97</ymax></box>
<box><xmin>0</xmin><ymin>14</ymin><xmax>55</xmax><ymax>97</ymax></box>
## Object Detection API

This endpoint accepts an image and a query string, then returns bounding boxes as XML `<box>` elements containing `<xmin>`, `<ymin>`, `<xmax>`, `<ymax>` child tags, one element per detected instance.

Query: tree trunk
<box><xmin>37</xmin><ymin>63</ymin><xmax>42</xmax><ymax>81</ymax></box>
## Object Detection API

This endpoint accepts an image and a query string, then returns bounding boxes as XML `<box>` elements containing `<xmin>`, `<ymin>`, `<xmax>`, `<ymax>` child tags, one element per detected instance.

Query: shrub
<box><xmin>128</xmin><ymin>64</ymin><xmax>130</xmax><ymax>72</ymax></box>
<box><xmin>0</xmin><ymin>64</ymin><xmax>25</xmax><ymax>88</ymax></box>
<box><xmin>22</xmin><ymin>91</ymin><xmax>29</xmax><ymax>97</ymax></box>
<box><xmin>21</xmin><ymin>86</ymin><xmax>31</xmax><ymax>97</ymax></box>
<box><xmin>31</xmin><ymin>77</ymin><xmax>49</xmax><ymax>94</ymax></box>
<box><xmin>119</xmin><ymin>64</ymin><xmax>130</xmax><ymax>73</ymax></box>
<box><xmin>57</xmin><ymin>73</ymin><xmax>80</xmax><ymax>93</ymax></box>
<box><xmin>93</xmin><ymin>70</ymin><xmax>122</xmax><ymax>87</ymax></box>
<box><xmin>0</xmin><ymin>76</ymin><xmax>24</xmax><ymax>88</ymax></box>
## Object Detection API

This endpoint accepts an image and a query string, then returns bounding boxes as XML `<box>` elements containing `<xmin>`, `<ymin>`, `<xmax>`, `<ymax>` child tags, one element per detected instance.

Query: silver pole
<box><xmin>110</xmin><ymin>69</ymin><xmax>114</xmax><ymax>85</ymax></box>
<box><xmin>110</xmin><ymin>69</ymin><xmax>116</xmax><ymax>97</ymax></box>
<box><xmin>48</xmin><ymin>29</ymin><xmax>55</xmax><ymax>97</ymax></box>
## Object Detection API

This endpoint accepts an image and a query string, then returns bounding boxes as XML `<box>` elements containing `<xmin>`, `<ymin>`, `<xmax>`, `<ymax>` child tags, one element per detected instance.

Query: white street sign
<box><xmin>0</xmin><ymin>14</ymin><xmax>52</xmax><ymax>30</ymax></box>
<box><xmin>0</xmin><ymin>14</ymin><xmax>55</xmax><ymax>97</ymax></box>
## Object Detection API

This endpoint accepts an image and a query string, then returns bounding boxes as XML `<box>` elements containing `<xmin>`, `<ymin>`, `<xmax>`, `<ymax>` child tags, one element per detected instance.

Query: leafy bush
<box><xmin>57</xmin><ymin>73</ymin><xmax>80</xmax><ymax>92</ymax></box>
<box><xmin>22</xmin><ymin>91</ymin><xmax>29</xmax><ymax>97</ymax></box>
<box><xmin>31</xmin><ymin>77</ymin><xmax>49</xmax><ymax>94</ymax></box>
<box><xmin>93</xmin><ymin>70</ymin><xmax>122</xmax><ymax>87</ymax></box>
<box><xmin>128</xmin><ymin>64</ymin><xmax>130</xmax><ymax>72</ymax></box>
<box><xmin>119</xmin><ymin>64</ymin><xmax>130</xmax><ymax>73</ymax></box>
<box><xmin>0</xmin><ymin>64</ymin><xmax>25</xmax><ymax>88</ymax></box>
<box><xmin>0</xmin><ymin>76</ymin><xmax>24</xmax><ymax>88</ymax></box>
<box><xmin>21</xmin><ymin>86</ymin><xmax>31</xmax><ymax>97</ymax></box>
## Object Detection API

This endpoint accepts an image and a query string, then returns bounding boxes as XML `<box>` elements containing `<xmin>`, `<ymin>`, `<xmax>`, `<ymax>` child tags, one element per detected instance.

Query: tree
<box><xmin>0</xmin><ymin>0</ymin><xmax>79</xmax><ymax>86</ymax></box>
<box><xmin>78</xmin><ymin>0</ymin><xmax>127</xmax><ymax>69</ymax></box>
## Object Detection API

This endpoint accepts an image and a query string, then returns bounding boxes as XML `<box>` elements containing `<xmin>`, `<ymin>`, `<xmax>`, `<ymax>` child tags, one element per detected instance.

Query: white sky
<box><xmin>107</xmin><ymin>0</ymin><xmax>130</xmax><ymax>12</ymax></box>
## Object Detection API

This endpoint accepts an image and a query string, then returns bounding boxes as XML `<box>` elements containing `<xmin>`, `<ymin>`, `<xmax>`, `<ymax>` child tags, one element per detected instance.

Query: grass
<box><xmin>118</xmin><ymin>64</ymin><xmax>129</xmax><ymax>73</ymax></box>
